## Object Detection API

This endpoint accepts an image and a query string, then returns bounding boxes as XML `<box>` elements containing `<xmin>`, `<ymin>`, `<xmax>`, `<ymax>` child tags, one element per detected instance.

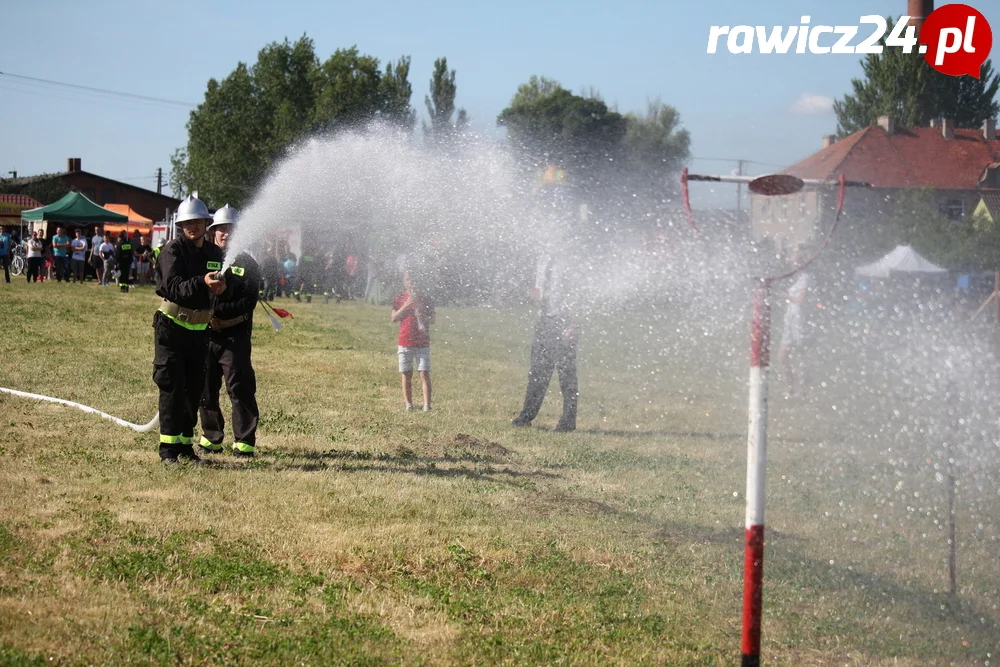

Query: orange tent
<box><xmin>102</xmin><ymin>204</ymin><xmax>153</xmax><ymax>235</ymax></box>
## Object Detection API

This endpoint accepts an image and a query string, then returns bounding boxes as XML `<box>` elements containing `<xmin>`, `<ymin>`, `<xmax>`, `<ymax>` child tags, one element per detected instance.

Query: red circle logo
<box><xmin>919</xmin><ymin>3</ymin><xmax>993</xmax><ymax>78</ymax></box>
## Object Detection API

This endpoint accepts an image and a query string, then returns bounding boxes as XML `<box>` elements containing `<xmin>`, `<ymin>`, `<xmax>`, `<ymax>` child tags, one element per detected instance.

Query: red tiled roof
<box><xmin>784</xmin><ymin>125</ymin><xmax>1000</xmax><ymax>190</ymax></box>
<box><xmin>0</xmin><ymin>194</ymin><xmax>43</xmax><ymax>208</ymax></box>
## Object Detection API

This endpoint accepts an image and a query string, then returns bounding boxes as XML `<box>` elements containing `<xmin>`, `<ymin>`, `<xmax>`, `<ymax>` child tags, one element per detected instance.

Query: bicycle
<box><xmin>9</xmin><ymin>243</ymin><xmax>26</xmax><ymax>277</ymax></box>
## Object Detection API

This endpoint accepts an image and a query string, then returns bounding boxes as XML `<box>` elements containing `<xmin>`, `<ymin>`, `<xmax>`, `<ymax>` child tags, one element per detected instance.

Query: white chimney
<box><xmin>877</xmin><ymin>115</ymin><xmax>895</xmax><ymax>135</ymax></box>
<box><xmin>942</xmin><ymin>118</ymin><xmax>955</xmax><ymax>139</ymax></box>
<box><xmin>822</xmin><ymin>134</ymin><xmax>836</xmax><ymax>148</ymax></box>
<box><xmin>984</xmin><ymin>119</ymin><xmax>997</xmax><ymax>141</ymax></box>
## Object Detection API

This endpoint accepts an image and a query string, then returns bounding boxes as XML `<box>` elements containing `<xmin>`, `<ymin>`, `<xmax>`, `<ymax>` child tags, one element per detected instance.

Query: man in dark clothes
<box><xmin>511</xmin><ymin>251</ymin><xmax>579</xmax><ymax>432</ymax></box>
<box><xmin>116</xmin><ymin>231</ymin><xmax>134</xmax><ymax>293</ymax></box>
<box><xmin>511</xmin><ymin>180</ymin><xmax>583</xmax><ymax>432</ymax></box>
<box><xmin>198</xmin><ymin>204</ymin><xmax>262</xmax><ymax>458</ymax></box>
<box><xmin>261</xmin><ymin>244</ymin><xmax>282</xmax><ymax>302</ymax></box>
<box><xmin>153</xmin><ymin>194</ymin><xmax>226</xmax><ymax>463</ymax></box>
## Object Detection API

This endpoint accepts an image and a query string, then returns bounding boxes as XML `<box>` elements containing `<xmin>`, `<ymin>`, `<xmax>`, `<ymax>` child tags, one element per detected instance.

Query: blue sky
<box><xmin>2</xmin><ymin>0</ymin><xmax>998</xmax><ymax>203</ymax></box>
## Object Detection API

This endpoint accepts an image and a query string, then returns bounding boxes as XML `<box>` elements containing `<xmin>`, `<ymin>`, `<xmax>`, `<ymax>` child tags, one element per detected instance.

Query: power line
<box><xmin>0</xmin><ymin>71</ymin><xmax>196</xmax><ymax>108</ymax></box>
<box><xmin>691</xmin><ymin>156</ymin><xmax>785</xmax><ymax>169</ymax></box>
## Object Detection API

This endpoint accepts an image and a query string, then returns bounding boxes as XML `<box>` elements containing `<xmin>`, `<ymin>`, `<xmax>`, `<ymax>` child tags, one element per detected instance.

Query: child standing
<box><xmin>391</xmin><ymin>270</ymin><xmax>435</xmax><ymax>411</ymax></box>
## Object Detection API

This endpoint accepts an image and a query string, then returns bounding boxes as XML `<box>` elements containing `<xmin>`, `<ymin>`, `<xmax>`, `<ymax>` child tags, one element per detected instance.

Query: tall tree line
<box><xmin>497</xmin><ymin>76</ymin><xmax>691</xmax><ymax>193</ymax></box>
<box><xmin>170</xmin><ymin>37</ymin><xmax>693</xmax><ymax>209</ymax></box>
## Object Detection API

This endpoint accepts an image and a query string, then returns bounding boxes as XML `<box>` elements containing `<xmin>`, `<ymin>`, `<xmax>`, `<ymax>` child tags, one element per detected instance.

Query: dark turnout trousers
<box><xmin>199</xmin><ymin>329</ymin><xmax>259</xmax><ymax>453</ymax></box>
<box><xmin>516</xmin><ymin>314</ymin><xmax>578</xmax><ymax>429</ymax></box>
<box><xmin>152</xmin><ymin>311</ymin><xmax>209</xmax><ymax>457</ymax></box>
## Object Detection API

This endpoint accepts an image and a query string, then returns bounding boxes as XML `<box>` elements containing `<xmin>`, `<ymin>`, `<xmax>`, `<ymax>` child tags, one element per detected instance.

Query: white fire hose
<box><xmin>0</xmin><ymin>387</ymin><xmax>159</xmax><ymax>433</ymax></box>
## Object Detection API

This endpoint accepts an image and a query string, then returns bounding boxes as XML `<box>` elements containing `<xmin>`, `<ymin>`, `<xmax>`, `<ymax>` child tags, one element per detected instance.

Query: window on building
<box><xmin>982</xmin><ymin>165</ymin><xmax>1000</xmax><ymax>189</ymax></box>
<box><xmin>939</xmin><ymin>197</ymin><xmax>965</xmax><ymax>221</ymax></box>
<box><xmin>101</xmin><ymin>187</ymin><xmax>116</xmax><ymax>204</ymax></box>
<box><xmin>82</xmin><ymin>188</ymin><xmax>96</xmax><ymax>201</ymax></box>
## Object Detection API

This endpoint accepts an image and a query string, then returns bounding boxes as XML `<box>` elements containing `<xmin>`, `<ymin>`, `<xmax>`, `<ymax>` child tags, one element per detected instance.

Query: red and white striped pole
<box><xmin>681</xmin><ymin>171</ymin><xmax>857</xmax><ymax>665</ymax></box>
<box><xmin>742</xmin><ymin>277</ymin><xmax>772</xmax><ymax>667</ymax></box>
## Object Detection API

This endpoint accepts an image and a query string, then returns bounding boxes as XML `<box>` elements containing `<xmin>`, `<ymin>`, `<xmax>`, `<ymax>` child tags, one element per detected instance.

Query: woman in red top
<box><xmin>390</xmin><ymin>270</ymin><xmax>435</xmax><ymax>411</ymax></box>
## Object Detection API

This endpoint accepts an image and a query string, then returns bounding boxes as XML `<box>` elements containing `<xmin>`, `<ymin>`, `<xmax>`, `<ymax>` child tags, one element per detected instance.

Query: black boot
<box><xmin>554</xmin><ymin>417</ymin><xmax>576</xmax><ymax>432</ymax></box>
<box><xmin>176</xmin><ymin>444</ymin><xmax>203</xmax><ymax>463</ymax></box>
<box><xmin>159</xmin><ymin>444</ymin><xmax>180</xmax><ymax>464</ymax></box>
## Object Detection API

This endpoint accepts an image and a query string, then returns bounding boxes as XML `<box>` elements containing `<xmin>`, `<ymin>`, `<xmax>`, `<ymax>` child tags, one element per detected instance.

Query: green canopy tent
<box><xmin>21</xmin><ymin>191</ymin><xmax>128</xmax><ymax>237</ymax></box>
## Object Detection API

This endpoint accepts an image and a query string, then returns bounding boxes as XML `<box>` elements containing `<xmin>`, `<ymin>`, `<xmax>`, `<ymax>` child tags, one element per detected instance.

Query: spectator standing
<box><xmin>51</xmin><ymin>227</ymin><xmax>71</xmax><ymax>282</ymax></box>
<box><xmin>70</xmin><ymin>229</ymin><xmax>88</xmax><ymax>283</ymax></box>
<box><xmin>26</xmin><ymin>231</ymin><xmax>43</xmax><ymax>283</ymax></box>
<box><xmin>282</xmin><ymin>255</ymin><xmax>296</xmax><ymax>298</ymax></box>
<box><xmin>0</xmin><ymin>226</ymin><xmax>11</xmax><ymax>284</ymax></box>
<box><xmin>135</xmin><ymin>235</ymin><xmax>152</xmax><ymax>286</ymax></box>
<box><xmin>90</xmin><ymin>227</ymin><xmax>105</xmax><ymax>283</ymax></box>
<box><xmin>261</xmin><ymin>246</ymin><xmax>282</xmax><ymax>302</ymax></box>
<box><xmin>98</xmin><ymin>237</ymin><xmax>116</xmax><ymax>286</ymax></box>
<box><xmin>391</xmin><ymin>269</ymin><xmax>435</xmax><ymax>412</ymax></box>
<box><xmin>131</xmin><ymin>230</ymin><xmax>143</xmax><ymax>283</ymax></box>
<box><xmin>778</xmin><ymin>249</ymin><xmax>813</xmax><ymax>398</ymax></box>
<box><xmin>511</xmin><ymin>251</ymin><xmax>580</xmax><ymax>432</ymax></box>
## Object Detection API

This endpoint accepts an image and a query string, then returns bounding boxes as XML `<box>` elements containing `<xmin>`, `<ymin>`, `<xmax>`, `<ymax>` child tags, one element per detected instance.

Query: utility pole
<box><xmin>735</xmin><ymin>159</ymin><xmax>745</xmax><ymax>224</ymax></box>
<box><xmin>156</xmin><ymin>168</ymin><xmax>162</xmax><ymax>194</ymax></box>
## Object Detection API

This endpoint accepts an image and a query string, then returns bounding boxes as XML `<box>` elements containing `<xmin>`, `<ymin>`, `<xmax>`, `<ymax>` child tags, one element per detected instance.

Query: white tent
<box><xmin>854</xmin><ymin>245</ymin><xmax>948</xmax><ymax>279</ymax></box>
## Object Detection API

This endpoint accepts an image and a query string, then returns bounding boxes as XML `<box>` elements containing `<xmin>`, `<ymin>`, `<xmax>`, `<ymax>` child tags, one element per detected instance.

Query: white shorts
<box><xmin>398</xmin><ymin>346</ymin><xmax>431</xmax><ymax>373</ymax></box>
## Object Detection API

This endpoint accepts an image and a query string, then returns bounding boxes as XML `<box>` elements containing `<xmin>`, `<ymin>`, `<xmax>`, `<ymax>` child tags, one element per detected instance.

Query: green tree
<box><xmin>497</xmin><ymin>76</ymin><xmax>627</xmax><ymax>171</ymax></box>
<box><xmin>381</xmin><ymin>56</ymin><xmax>417</xmax><ymax>130</ymax></box>
<box><xmin>312</xmin><ymin>48</ymin><xmax>415</xmax><ymax>132</ymax></box>
<box><xmin>0</xmin><ymin>176</ymin><xmax>70</xmax><ymax>206</ymax></box>
<box><xmin>173</xmin><ymin>63</ymin><xmax>269</xmax><ymax>208</ymax></box>
<box><xmin>835</xmin><ymin>18</ymin><xmax>1000</xmax><ymax>136</ymax></box>
<box><xmin>622</xmin><ymin>100</ymin><xmax>691</xmax><ymax>187</ymax></box>
<box><xmin>254</xmin><ymin>36</ymin><xmax>321</xmax><ymax>150</ymax></box>
<box><xmin>312</xmin><ymin>47</ymin><xmax>384</xmax><ymax>132</ymax></box>
<box><xmin>423</xmin><ymin>57</ymin><xmax>468</xmax><ymax>141</ymax></box>
<box><xmin>863</xmin><ymin>188</ymin><xmax>996</xmax><ymax>271</ymax></box>
<box><xmin>172</xmin><ymin>40</ymin><xmax>416</xmax><ymax>207</ymax></box>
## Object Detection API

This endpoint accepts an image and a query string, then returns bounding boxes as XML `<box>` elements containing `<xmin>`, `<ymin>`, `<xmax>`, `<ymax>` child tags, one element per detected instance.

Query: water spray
<box><xmin>681</xmin><ymin>168</ymin><xmax>869</xmax><ymax>667</ymax></box>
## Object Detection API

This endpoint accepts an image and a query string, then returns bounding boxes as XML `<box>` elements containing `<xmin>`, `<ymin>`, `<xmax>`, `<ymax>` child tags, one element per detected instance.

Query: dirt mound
<box><xmin>450</xmin><ymin>433</ymin><xmax>513</xmax><ymax>458</ymax></box>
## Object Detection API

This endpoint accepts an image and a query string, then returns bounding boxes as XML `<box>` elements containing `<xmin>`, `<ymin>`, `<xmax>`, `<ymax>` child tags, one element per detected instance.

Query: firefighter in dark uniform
<box><xmin>153</xmin><ymin>194</ymin><xmax>226</xmax><ymax>463</ymax></box>
<box><xmin>197</xmin><ymin>204</ymin><xmax>261</xmax><ymax>458</ymax></box>
<box><xmin>116</xmin><ymin>231</ymin><xmax>133</xmax><ymax>293</ymax></box>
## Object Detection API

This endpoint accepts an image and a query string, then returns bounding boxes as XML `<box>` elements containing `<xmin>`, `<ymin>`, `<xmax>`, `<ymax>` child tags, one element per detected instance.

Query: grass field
<box><xmin>1</xmin><ymin>278</ymin><xmax>999</xmax><ymax>666</ymax></box>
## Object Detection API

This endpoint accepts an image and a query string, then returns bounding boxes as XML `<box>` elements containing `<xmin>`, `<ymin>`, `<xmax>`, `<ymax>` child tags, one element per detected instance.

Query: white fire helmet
<box><xmin>208</xmin><ymin>204</ymin><xmax>239</xmax><ymax>229</ymax></box>
<box><xmin>174</xmin><ymin>193</ymin><xmax>212</xmax><ymax>225</ymax></box>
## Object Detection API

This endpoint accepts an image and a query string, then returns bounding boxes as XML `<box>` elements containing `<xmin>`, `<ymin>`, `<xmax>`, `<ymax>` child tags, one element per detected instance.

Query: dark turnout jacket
<box><xmin>155</xmin><ymin>236</ymin><xmax>225</xmax><ymax>311</ymax></box>
<box><xmin>211</xmin><ymin>250</ymin><xmax>260</xmax><ymax>335</ymax></box>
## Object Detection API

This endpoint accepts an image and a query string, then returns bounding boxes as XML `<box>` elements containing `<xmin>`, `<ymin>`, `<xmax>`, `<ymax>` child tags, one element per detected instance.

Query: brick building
<box><xmin>751</xmin><ymin>117</ymin><xmax>1000</xmax><ymax>254</ymax></box>
<box><xmin>7</xmin><ymin>158</ymin><xmax>180</xmax><ymax>224</ymax></box>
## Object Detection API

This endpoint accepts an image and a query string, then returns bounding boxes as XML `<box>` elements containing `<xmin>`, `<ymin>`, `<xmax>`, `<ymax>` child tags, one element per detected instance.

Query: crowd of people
<box><xmin>253</xmin><ymin>240</ymin><xmax>367</xmax><ymax>305</ymax></box>
<box><xmin>0</xmin><ymin>225</ymin><xmax>162</xmax><ymax>291</ymax></box>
